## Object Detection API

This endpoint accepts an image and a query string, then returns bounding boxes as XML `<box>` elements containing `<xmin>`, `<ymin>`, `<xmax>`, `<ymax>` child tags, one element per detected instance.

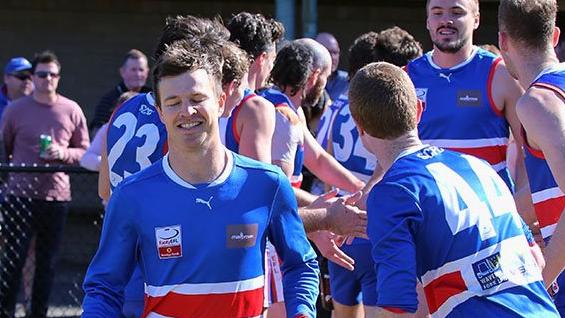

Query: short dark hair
<box><xmin>348</xmin><ymin>27</ymin><xmax>421</xmax><ymax>79</ymax></box>
<box><xmin>227</xmin><ymin>12</ymin><xmax>285</xmax><ymax>60</ymax></box>
<box><xmin>498</xmin><ymin>0</ymin><xmax>557</xmax><ymax>51</ymax></box>
<box><xmin>349</xmin><ymin>62</ymin><xmax>418</xmax><ymax>140</ymax></box>
<box><xmin>269</xmin><ymin>41</ymin><xmax>314</xmax><ymax>96</ymax></box>
<box><xmin>32</xmin><ymin>50</ymin><xmax>61</xmax><ymax>73</ymax></box>
<box><xmin>152</xmin><ymin>38</ymin><xmax>223</xmax><ymax>106</ymax></box>
<box><xmin>122</xmin><ymin>49</ymin><xmax>147</xmax><ymax>67</ymax></box>
<box><xmin>222</xmin><ymin>42</ymin><xmax>250</xmax><ymax>87</ymax></box>
<box><xmin>348</xmin><ymin>32</ymin><xmax>380</xmax><ymax>79</ymax></box>
<box><xmin>154</xmin><ymin>15</ymin><xmax>229</xmax><ymax>62</ymax></box>
<box><xmin>376</xmin><ymin>27</ymin><xmax>422</xmax><ymax>66</ymax></box>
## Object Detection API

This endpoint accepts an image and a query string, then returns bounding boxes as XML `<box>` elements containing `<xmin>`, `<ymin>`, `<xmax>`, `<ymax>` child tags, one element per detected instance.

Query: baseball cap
<box><xmin>4</xmin><ymin>57</ymin><xmax>32</xmax><ymax>75</ymax></box>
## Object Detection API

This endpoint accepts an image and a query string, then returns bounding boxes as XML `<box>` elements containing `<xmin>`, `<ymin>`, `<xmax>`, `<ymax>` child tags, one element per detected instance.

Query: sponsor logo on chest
<box><xmin>155</xmin><ymin>225</ymin><xmax>182</xmax><ymax>259</ymax></box>
<box><xmin>226</xmin><ymin>224</ymin><xmax>259</xmax><ymax>248</ymax></box>
<box><xmin>457</xmin><ymin>90</ymin><xmax>482</xmax><ymax>107</ymax></box>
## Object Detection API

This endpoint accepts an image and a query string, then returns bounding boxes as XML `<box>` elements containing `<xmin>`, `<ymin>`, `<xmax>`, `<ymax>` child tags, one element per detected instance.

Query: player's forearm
<box><xmin>305</xmin><ymin>152</ymin><xmax>363</xmax><ymax>193</ymax></box>
<box><xmin>294</xmin><ymin>187</ymin><xmax>317</xmax><ymax>207</ymax></box>
<box><xmin>512</xmin><ymin>149</ymin><xmax>537</xmax><ymax>225</ymax></box>
<box><xmin>282</xmin><ymin>258</ymin><xmax>320</xmax><ymax>318</ymax></box>
<box><xmin>62</xmin><ymin>147</ymin><xmax>87</xmax><ymax>165</ymax></box>
<box><xmin>542</xmin><ymin>207</ymin><xmax>565</xmax><ymax>286</ymax></box>
<box><xmin>298</xmin><ymin>207</ymin><xmax>329</xmax><ymax>233</ymax></box>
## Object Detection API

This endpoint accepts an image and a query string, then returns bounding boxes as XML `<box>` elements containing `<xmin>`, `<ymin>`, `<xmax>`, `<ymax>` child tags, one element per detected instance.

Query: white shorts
<box><xmin>264</xmin><ymin>240</ymin><xmax>284</xmax><ymax>307</ymax></box>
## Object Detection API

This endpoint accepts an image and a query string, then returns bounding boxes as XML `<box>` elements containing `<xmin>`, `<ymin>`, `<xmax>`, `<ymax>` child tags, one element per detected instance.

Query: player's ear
<box><xmin>473</xmin><ymin>10</ymin><xmax>480</xmax><ymax>30</ymax></box>
<box><xmin>552</xmin><ymin>27</ymin><xmax>561</xmax><ymax>48</ymax></box>
<box><xmin>498</xmin><ymin>31</ymin><xmax>508</xmax><ymax>52</ymax></box>
<box><xmin>217</xmin><ymin>91</ymin><xmax>226</xmax><ymax>116</ymax></box>
<box><xmin>416</xmin><ymin>99</ymin><xmax>424</xmax><ymax>123</ymax></box>
<box><xmin>308</xmin><ymin>68</ymin><xmax>321</xmax><ymax>88</ymax></box>
<box><xmin>257</xmin><ymin>51</ymin><xmax>268</xmax><ymax>67</ymax></box>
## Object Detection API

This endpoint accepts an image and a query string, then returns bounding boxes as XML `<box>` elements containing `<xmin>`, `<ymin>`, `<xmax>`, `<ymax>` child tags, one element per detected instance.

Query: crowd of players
<box><xmin>75</xmin><ymin>0</ymin><xmax>565</xmax><ymax>317</ymax></box>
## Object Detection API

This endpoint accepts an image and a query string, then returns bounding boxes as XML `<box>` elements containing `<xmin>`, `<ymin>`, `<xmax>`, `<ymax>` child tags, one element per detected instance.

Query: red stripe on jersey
<box><xmin>143</xmin><ymin>286</ymin><xmax>264</xmax><ymax>318</ymax></box>
<box><xmin>424</xmin><ymin>271</ymin><xmax>468</xmax><ymax>314</ymax></box>
<box><xmin>535</xmin><ymin>196</ymin><xmax>565</xmax><ymax>229</ymax></box>
<box><xmin>521</xmin><ymin>126</ymin><xmax>545</xmax><ymax>159</ymax></box>
<box><xmin>448</xmin><ymin>144</ymin><xmax>507</xmax><ymax>166</ymax></box>
<box><xmin>531</xmin><ymin>82</ymin><xmax>565</xmax><ymax>101</ymax></box>
<box><xmin>487</xmin><ymin>57</ymin><xmax>504</xmax><ymax>117</ymax></box>
<box><xmin>232</xmin><ymin>93</ymin><xmax>258</xmax><ymax>144</ymax></box>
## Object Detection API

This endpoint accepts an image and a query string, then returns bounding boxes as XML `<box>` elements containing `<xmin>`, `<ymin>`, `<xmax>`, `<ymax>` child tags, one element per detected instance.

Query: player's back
<box><xmin>219</xmin><ymin>88</ymin><xmax>257</xmax><ymax>153</ymax></box>
<box><xmin>524</xmin><ymin>64</ymin><xmax>565</xmax><ymax>241</ymax></box>
<box><xmin>372</xmin><ymin>146</ymin><xmax>557</xmax><ymax>317</ymax></box>
<box><xmin>316</xmin><ymin>92</ymin><xmax>346</xmax><ymax>149</ymax></box>
<box><xmin>106</xmin><ymin>92</ymin><xmax>168</xmax><ymax>190</ymax></box>
<box><xmin>330</xmin><ymin>95</ymin><xmax>376</xmax><ymax>184</ymax></box>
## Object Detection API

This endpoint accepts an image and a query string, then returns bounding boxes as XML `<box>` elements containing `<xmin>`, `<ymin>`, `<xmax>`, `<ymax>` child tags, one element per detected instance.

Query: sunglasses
<box><xmin>11</xmin><ymin>73</ymin><xmax>31</xmax><ymax>81</ymax></box>
<box><xmin>34</xmin><ymin>71</ymin><xmax>60</xmax><ymax>79</ymax></box>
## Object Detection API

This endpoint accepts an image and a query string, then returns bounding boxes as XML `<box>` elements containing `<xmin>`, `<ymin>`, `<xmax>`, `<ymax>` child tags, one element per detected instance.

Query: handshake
<box><xmin>302</xmin><ymin>188</ymin><xmax>368</xmax><ymax>271</ymax></box>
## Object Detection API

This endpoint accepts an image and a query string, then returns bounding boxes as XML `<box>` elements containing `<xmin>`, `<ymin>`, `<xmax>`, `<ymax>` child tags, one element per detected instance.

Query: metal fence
<box><xmin>0</xmin><ymin>164</ymin><xmax>102</xmax><ymax>318</ymax></box>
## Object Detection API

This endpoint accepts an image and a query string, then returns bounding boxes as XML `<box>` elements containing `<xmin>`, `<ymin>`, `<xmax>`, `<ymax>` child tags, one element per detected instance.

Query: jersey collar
<box><xmin>162</xmin><ymin>148</ymin><xmax>234</xmax><ymax>189</ymax></box>
<box><xmin>531</xmin><ymin>62</ymin><xmax>565</xmax><ymax>85</ymax></box>
<box><xmin>393</xmin><ymin>144</ymin><xmax>429</xmax><ymax>164</ymax></box>
<box><xmin>426</xmin><ymin>46</ymin><xmax>479</xmax><ymax>71</ymax></box>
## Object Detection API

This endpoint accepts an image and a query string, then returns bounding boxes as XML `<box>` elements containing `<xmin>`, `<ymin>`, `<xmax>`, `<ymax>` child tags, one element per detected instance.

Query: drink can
<box><xmin>39</xmin><ymin>134</ymin><xmax>52</xmax><ymax>159</ymax></box>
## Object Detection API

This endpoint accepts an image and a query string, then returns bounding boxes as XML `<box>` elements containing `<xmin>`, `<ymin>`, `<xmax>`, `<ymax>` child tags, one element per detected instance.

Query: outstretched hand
<box><xmin>308</xmin><ymin>230</ymin><xmax>354</xmax><ymax>271</ymax></box>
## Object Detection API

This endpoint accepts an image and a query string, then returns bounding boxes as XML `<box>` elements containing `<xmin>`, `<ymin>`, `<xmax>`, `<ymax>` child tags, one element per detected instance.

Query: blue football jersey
<box><xmin>106</xmin><ymin>92</ymin><xmax>168</xmax><ymax>191</ymax></box>
<box><xmin>316</xmin><ymin>92</ymin><xmax>346</xmax><ymax>150</ymax></box>
<box><xmin>407</xmin><ymin>47</ymin><xmax>513</xmax><ymax>190</ymax></box>
<box><xmin>82</xmin><ymin>152</ymin><xmax>319</xmax><ymax>318</ymax></box>
<box><xmin>367</xmin><ymin>146</ymin><xmax>558</xmax><ymax>317</ymax></box>
<box><xmin>219</xmin><ymin>88</ymin><xmax>256</xmax><ymax>154</ymax></box>
<box><xmin>105</xmin><ymin>92</ymin><xmax>168</xmax><ymax>310</ymax></box>
<box><xmin>330</xmin><ymin>95</ymin><xmax>377</xmax><ymax>183</ymax></box>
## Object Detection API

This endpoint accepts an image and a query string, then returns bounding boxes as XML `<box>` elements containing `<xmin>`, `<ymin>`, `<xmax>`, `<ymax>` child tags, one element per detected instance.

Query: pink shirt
<box><xmin>1</xmin><ymin>95</ymin><xmax>89</xmax><ymax>201</ymax></box>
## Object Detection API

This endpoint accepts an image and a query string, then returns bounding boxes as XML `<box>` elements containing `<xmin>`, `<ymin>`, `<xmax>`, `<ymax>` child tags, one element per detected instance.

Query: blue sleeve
<box><xmin>82</xmin><ymin>186</ymin><xmax>138</xmax><ymax>317</ymax></box>
<box><xmin>519</xmin><ymin>216</ymin><xmax>535</xmax><ymax>246</ymax></box>
<box><xmin>268</xmin><ymin>174</ymin><xmax>320</xmax><ymax>318</ymax></box>
<box><xmin>367</xmin><ymin>183</ymin><xmax>423</xmax><ymax>313</ymax></box>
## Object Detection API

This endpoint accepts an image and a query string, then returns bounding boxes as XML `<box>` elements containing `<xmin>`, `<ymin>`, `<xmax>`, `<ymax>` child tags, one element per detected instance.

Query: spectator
<box><xmin>0</xmin><ymin>50</ymin><xmax>89</xmax><ymax>318</ymax></box>
<box><xmin>315</xmin><ymin>32</ymin><xmax>348</xmax><ymax>102</ymax></box>
<box><xmin>0</xmin><ymin>57</ymin><xmax>33</xmax><ymax>120</ymax></box>
<box><xmin>89</xmin><ymin>49</ymin><xmax>150</xmax><ymax>133</ymax></box>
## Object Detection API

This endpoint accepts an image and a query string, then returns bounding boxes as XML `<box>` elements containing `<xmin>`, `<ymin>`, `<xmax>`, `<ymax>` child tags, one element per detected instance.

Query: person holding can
<box><xmin>0</xmin><ymin>50</ymin><xmax>89</xmax><ymax>318</ymax></box>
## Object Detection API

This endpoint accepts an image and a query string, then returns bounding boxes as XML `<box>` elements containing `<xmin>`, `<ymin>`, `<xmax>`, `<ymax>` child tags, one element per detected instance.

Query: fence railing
<box><xmin>0</xmin><ymin>164</ymin><xmax>102</xmax><ymax>318</ymax></box>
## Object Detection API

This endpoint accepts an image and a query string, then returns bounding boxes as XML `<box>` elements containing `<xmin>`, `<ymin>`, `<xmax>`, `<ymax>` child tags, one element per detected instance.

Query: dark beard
<box><xmin>303</xmin><ymin>80</ymin><xmax>325</xmax><ymax>108</ymax></box>
<box><xmin>433</xmin><ymin>37</ymin><xmax>467</xmax><ymax>54</ymax></box>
